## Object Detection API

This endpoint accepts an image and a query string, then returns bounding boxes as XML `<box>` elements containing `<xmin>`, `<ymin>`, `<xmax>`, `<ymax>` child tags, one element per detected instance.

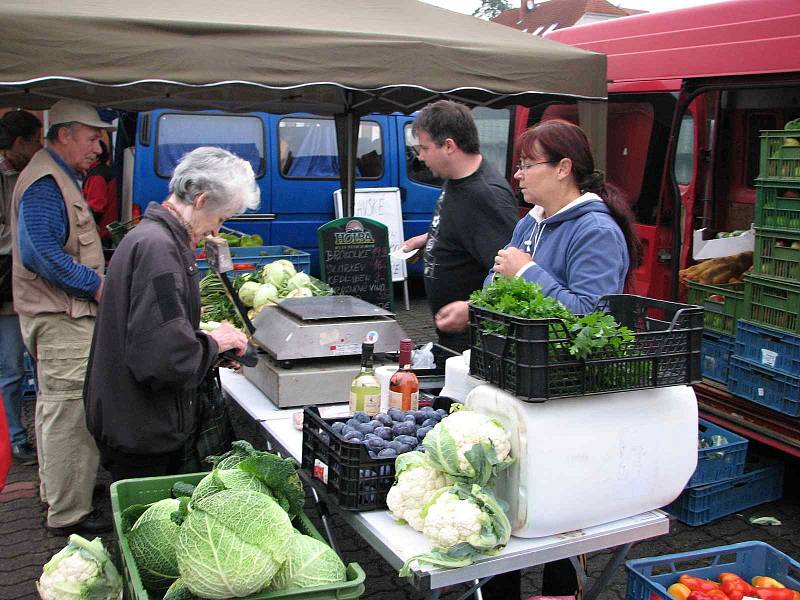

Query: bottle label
<box><xmin>350</xmin><ymin>390</ymin><xmax>380</xmax><ymax>415</ymax></box>
<box><xmin>389</xmin><ymin>390</ymin><xmax>419</xmax><ymax>412</ymax></box>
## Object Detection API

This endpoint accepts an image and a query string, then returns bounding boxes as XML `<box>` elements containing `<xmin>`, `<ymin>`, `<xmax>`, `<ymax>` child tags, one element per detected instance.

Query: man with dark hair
<box><xmin>10</xmin><ymin>99</ymin><xmax>114</xmax><ymax>535</ymax></box>
<box><xmin>403</xmin><ymin>100</ymin><xmax>517</xmax><ymax>352</ymax></box>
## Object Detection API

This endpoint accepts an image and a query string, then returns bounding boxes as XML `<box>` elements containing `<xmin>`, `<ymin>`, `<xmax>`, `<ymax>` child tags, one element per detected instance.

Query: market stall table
<box><xmin>220</xmin><ymin>368</ymin><xmax>671</xmax><ymax>599</ymax></box>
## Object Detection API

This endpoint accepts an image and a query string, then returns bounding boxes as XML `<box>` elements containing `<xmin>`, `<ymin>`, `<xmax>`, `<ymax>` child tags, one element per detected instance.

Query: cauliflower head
<box><xmin>386</xmin><ymin>452</ymin><xmax>450</xmax><ymax>531</ymax></box>
<box><xmin>423</xmin><ymin>410</ymin><xmax>512</xmax><ymax>486</ymax></box>
<box><xmin>37</xmin><ymin>535</ymin><xmax>122</xmax><ymax>600</ymax></box>
<box><xmin>399</xmin><ymin>484</ymin><xmax>512</xmax><ymax>578</ymax></box>
<box><xmin>447</xmin><ymin>410</ymin><xmax>511</xmax><ymax>469</ymax></box>
<box><xmin>421</xmin><ymin>489</ymin><xmax>487</xmax><ymax>549</ymax></box>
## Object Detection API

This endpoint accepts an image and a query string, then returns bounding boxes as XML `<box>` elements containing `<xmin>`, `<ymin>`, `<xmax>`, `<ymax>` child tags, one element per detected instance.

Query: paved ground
<box><xmin>2</xmin><ymin>283</ymin><xmax>798</xmax><ymax>600</ymax></box>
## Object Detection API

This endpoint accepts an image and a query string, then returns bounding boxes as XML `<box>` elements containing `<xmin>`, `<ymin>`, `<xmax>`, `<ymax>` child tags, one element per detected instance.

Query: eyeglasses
<box><xmin>516</xmin><ymin>160</ymin><xmax>556</xmax><ymax>172</ymax></box>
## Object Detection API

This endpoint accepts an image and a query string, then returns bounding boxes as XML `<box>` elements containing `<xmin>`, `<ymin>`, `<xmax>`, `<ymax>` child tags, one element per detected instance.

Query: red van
<box><xmin>539</xmin><ymin>0</ymin><xmax>800</xmax><ymax>455</ymax></box>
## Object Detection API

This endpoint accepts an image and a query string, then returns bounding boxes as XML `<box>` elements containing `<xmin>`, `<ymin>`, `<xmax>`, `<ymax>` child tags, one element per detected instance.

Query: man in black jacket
<box><xmin>84</xmin><ymin>147</ymin><xmax>257</xmax><ymax>481</ymax></box>
<box><xmin>402</xmin><ymin>100</ymin><xmax>517</xmax><ymax>352</ymax></box>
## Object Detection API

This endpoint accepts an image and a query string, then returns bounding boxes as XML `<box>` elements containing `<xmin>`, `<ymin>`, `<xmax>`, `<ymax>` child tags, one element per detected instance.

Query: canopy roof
<box><xmin>0</xmin><ymin>0</ymin><xmax>606</xmax><ymax>115</ymax></box>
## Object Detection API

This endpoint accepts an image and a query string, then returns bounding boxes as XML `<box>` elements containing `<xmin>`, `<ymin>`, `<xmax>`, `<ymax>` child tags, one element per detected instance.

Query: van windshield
<box><xmin>155</xmin><ymin>113</ymin><xmax>266</xmax><ymax>177</ymax></box>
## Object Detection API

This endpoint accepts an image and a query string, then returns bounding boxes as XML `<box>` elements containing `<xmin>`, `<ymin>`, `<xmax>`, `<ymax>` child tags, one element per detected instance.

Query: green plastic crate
<box><xmin>743</xmin><ymin>273</ymin><xmax>800</xmax><ymax>334</ymax></box>
<box><xmin>110</xmin><ymin>472</ymin><xmax>365</xmax><ymax>600</ymax></box>
<box><xmin>755</xmin><ymin>183</ymin><xmax>800</xmax><ymax>230</ymax></box>
<box><xmin>753</xmin><ymin>227</ymin><xmax>800</xmax><ymax>282</ymax></box>
<box><xmin>686</xmin><ymin>281</ymin><xmax>745</xmax><ymax>336</ymax></box>
<box><xmin>759</xmin><ymin>130</ymin><xmax>800</xmax><ymax>181</ymax></box>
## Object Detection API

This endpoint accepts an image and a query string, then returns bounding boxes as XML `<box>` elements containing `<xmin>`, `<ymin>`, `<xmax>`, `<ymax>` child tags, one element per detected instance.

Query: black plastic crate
<box><xmin>300</xmin><ymin>407</ymin><xmax>395</xmax><ymax>511</ymax></box>
<box><xmin>468</xmin><ymin>294</ymin><xmax>703</xmax><ymax>401</ymax></box>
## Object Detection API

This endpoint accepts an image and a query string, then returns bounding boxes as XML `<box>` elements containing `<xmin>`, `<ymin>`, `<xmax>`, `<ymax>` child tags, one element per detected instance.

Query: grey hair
<box><xmin>169</xmin><ymin>147</ymin><xmax>260</xmax><ymax>214</ymax></box>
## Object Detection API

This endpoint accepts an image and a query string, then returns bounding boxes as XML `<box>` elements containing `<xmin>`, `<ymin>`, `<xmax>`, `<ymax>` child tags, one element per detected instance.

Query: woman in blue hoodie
<box><xmin>435</xmin><ymin>120</ymin><xmax>641</xmax><ymax>333</ymax></box>
<box><xmin>436</xmin><ymin>120</ymin><xmax>643</xmax><ymax>599</ymax></box>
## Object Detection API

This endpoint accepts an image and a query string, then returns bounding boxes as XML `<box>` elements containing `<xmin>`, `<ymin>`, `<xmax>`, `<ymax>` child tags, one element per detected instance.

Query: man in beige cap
<box><xmin>9</xmin><ymin>99</ymin><xmax>114</xmax><ymax>534</ymax></box>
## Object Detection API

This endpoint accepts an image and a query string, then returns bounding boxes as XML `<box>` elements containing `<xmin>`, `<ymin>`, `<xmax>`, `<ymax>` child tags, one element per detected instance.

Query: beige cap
<box><xmin>49</xmin><ymin>99</ymin><xmax>115</xmax><ymax>131</ymax></box>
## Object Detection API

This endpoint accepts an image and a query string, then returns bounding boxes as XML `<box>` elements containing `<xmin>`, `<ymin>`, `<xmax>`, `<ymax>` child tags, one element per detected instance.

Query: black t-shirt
<box><xmin>423</xmin><ymin>157</ymin><xmax>517</xmax><ymax>315</ymax></box>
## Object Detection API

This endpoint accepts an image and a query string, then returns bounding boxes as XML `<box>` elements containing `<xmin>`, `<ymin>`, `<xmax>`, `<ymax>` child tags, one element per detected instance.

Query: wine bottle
<box><xmin>350</xmin><ymin>340</ymin><xmax>381</xmax><ymax>416</ymax></box>
<box><xmin>389</xmin><ymin>338</ymin><xmax>419</xmax><ymax>411</ymax></box>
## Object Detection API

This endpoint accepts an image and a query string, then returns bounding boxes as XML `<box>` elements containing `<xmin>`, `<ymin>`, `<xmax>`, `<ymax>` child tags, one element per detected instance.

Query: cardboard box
<box><xmin>693</xmin><ymin>228</ymin><xmax>754</xmax><ymax>260</ymax></box>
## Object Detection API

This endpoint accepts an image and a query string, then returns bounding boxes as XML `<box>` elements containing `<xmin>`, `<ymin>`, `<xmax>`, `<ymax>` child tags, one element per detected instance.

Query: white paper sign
<box><xmin>334</xmin><ymin>187</ymin><xmax>407</xmax><ymax>282</ymax></box>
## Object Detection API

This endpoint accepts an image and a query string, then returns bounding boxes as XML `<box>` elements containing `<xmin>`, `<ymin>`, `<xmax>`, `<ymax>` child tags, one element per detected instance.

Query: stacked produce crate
<box><xmin>728</xmin><ymin>125</ymin><xmax>800</xmax><ymax>416</ymax></box>
<box><xmin>195</xmin><ymin>244</ymin><xmax>310</xmax><ymax>276</ymax></box>
<box><xmin>664</xmin><ymin>419</ymin><xmax>783</xmax><ymax>525</ymax></box>
<box><xmin>687</xmin><ymin>280</ymin><xmax>745</xmax><ymax>386</ymax></box>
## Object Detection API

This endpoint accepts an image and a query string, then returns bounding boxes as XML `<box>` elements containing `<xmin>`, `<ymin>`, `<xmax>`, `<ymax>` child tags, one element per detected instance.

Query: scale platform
<box><xmin>244</xmin><ymin>296</ymin><xmax>405</xmax><ymax>407</ymax></box>
<box><xmin>242</xmin><ymin>354</ymin><xmax>375</xmax><ymax>408</ymax></box>
<box><xmin>251</xmin><ymin>295</ymin><xmax>404</xmax><ymax>361</ymax></box>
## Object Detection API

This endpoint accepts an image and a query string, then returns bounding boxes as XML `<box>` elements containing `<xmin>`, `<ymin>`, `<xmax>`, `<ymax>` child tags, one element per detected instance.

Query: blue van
<box><xmin>128</xmin><ymin>108</ymin><xmax>513</xmax><ymax>275</ymax></box>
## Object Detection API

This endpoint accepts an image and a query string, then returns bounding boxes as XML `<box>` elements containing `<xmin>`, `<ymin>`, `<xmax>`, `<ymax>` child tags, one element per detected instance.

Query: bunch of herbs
<box><xmin>469</xmin><ymin>277</ymin><xmax>634</xmax><ymax>360</ymax></box>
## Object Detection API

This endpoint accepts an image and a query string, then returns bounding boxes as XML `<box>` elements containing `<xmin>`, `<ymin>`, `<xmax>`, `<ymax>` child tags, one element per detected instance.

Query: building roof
<box><xmin>493</xmin><ymin>0</ymin><xmax>637</xmax><ymax>35</ymax></box>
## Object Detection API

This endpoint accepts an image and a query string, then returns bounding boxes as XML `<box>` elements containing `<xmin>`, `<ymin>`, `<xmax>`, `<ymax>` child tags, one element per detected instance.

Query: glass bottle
<box><xmin>350</xmin><ymin>341</ymin><xmax>381</xmax><ymax>416</ymax></box>
<box><xmin>389</xmin><ymin>338</ymin><xmax>419</xmax><ymax>411</ymax></box>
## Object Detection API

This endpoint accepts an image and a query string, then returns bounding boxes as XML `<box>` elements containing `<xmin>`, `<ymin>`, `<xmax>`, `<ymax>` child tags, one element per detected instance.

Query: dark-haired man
<box><xmin>403</xmin><ymin>100</ymin><xmax>517</xmax><ymax>352</ymax></box>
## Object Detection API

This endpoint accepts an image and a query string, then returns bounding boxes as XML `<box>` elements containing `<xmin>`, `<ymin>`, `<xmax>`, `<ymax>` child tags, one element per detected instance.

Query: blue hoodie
<box><xmin>484</xmin><ymin>193</ymin><xmax>629</xmax><ymax>314</ymax></box>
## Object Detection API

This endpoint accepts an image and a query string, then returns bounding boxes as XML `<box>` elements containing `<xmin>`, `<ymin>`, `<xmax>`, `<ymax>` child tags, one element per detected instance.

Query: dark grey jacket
<box><xmin>84</xmin><ymin>202</ymin><xmax>218</xmax><ymax>455</ymax></box>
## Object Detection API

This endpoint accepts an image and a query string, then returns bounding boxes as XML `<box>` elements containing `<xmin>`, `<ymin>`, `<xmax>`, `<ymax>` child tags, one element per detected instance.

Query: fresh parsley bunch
<box><xmin>469</xmin><ymin>277</ymin><xmax>634</xmax><ymax>359</ymax></box>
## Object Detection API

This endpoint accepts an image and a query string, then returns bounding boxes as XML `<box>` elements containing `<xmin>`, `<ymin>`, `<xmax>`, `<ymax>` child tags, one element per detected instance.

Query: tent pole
<box><xmin>335</xmin><ymin>106</ymin><xmax>360</xmax><ymax>217</ymax></box>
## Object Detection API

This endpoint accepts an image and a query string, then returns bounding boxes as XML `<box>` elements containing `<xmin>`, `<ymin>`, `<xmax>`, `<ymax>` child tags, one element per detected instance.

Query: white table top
<box><xmin>220</xmin><ymin>367</ymin><xmax>670</xmax><ymax>591</ymax></box>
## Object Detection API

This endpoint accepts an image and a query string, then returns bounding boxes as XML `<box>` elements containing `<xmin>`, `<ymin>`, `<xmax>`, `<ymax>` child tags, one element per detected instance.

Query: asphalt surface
<box><xmin>2</xmin><ymin>283</ymin><xmax>798</xmax><ymax>600</ymax></box>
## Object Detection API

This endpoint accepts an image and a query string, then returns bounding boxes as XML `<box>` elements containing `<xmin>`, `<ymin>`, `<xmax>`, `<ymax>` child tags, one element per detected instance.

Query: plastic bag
<box><xmin>411</xmin><ymin>342</ymin><xmax>435</xmax><ymax>369</ymax></box>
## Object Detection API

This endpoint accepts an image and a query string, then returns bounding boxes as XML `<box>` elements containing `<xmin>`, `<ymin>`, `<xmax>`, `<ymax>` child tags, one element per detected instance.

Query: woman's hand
<box><xmin>494</xmin><ymin>247</ymin><xmax>533</xmax><ymax>277</ymax></box>
<box><xmin>435</xmin><ymin>300</ymin><xmax>470</xmax><ymax>333</ymax></box>
<box><xmin>207</xmin><ymin>322</ymin><xmax>248</xmax><ymax>355</ymax></box>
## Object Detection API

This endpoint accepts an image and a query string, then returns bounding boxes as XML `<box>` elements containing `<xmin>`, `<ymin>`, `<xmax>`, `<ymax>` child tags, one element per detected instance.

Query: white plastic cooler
<box><xmin>465</xmin><ymin>384</ymin><xmax>698</xmax><ymax>538</ymax></box>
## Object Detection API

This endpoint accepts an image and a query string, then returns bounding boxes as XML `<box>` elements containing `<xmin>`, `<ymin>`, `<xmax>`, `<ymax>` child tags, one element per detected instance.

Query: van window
<box><xmin>278</xmin><ymin>118</ymin><xmax>384</xmax><ymax>179</ymax></box>
<box><xmin>404</xmin><ymin>124</ymin><xmax>443</xmax><ymax>187</ymax></box>
<box><xmin>674</xmin><ymin>115</ymin><xmax>695</xmax><ymax>186</ymax></box>
<box><xmin>155</xmin><ymin>113</ymin><xmax>265</xmax><ymax>178</ymax></box>
<box><xmin>473</xmin><ymin>107</ymin><xmax>512</xmax><ymax>177</ymax></box>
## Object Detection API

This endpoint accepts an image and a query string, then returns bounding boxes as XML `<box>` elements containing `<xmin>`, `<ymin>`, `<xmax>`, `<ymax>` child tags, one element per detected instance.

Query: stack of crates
<box><xmin>664</xmin><ymin>419</ymin><xmax>783</xmax><ymax>525</ymax></box>
<box><xmin>688</xmin><ymin>282</ymin><xmax>743</xmax><ymax>386</ymax></box>
<box><xmin>729</xmin><ymin>128</ymin><xmax>800</xmax><ymax>416</ymax></box>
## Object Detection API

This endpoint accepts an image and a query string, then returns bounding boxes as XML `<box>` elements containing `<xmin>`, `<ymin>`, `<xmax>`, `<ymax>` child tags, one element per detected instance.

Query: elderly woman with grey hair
<box><xmin>84</xmin><ymin>147</ymin><xmax>259</xmax><ymax>481</ymax></box>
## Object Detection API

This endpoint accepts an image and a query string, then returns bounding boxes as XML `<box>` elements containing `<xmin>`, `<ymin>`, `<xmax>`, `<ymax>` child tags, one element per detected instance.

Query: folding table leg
<box><xmin>429</xmin><ymin>577</ymin><xmax>491</xmax><ymax>600</ymax></box>
<box><xmin>582</xmin><ymin>543</ymin><xmax>633</xmax><ymax>600</ymax></box>
<box><xmin>309</xmin><ymin>485</ymin><xmax>341</xmax><ymax>557</ymax></box>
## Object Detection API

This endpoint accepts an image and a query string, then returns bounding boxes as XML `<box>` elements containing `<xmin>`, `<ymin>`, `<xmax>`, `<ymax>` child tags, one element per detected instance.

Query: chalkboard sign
<box><xmin>318</xmin><ymin>217</ymin><xmax>393</xmax><ymax>310</ymax></box>
<box><xmin>334</xmin><ymin>187</ymin><xmax>406</xmax><ymax>283</ymax></box>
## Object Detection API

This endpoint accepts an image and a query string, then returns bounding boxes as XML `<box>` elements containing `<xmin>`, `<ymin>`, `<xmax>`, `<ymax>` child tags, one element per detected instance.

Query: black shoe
<box><xmin>46</xmin><ymin>510</ymin><xmax>112</xmax><ymax>536</ymax></box>
<box><xmin>93</xmin><ymin>482</ymin><xmax>109</xmax><ymax>499</ymax></box>
<box><xmin>12</xmin><ymin>443</ymin><xmax>37</xmax><ymax>466</ymax></box>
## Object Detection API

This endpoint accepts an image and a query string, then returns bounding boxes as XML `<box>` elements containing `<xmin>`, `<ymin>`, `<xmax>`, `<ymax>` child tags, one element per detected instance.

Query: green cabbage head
<box><xmin>269</xmin><ymin>533</ymin><xmax>346</xmax><ymax>591</ymax></box>
<box><xmin>176</xmin><ymin>489</ymin><xmax>294</xmax><ymax>598</ymax></box>
<box><xmin>190</xmin><ymin>468</ymin><xmax>271</xmax><ymax>503</ymax></box>
<box><xmin>127</xmin><ymin>498</ymin><xmax>181</xmax><ymax>591</ymax></box>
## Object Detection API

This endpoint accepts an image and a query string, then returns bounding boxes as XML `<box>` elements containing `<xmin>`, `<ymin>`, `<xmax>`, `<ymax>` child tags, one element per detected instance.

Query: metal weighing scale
<box><xmin>242</xmin><ymin>296</ymin><xmax>405</xmax><ymax>407</ymax></box>
<box><xmin>203</xmin><ymin>235</ymin><xmax>406</xmax><ymax>407</ymax></box>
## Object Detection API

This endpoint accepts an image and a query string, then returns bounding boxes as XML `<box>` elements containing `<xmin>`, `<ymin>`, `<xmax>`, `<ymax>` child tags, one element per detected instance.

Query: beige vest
<box><xmin>10</xmin><ymin>148</ymin><xmax>103</xmax><ymax>318</ymax></box>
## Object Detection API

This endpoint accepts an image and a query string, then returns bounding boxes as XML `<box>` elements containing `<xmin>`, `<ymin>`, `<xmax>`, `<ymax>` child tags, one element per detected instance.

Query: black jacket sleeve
<box><xmin>124</xmin><ymin>240</ymin><xmax>218</xmax><ymax>390</ymax></box>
